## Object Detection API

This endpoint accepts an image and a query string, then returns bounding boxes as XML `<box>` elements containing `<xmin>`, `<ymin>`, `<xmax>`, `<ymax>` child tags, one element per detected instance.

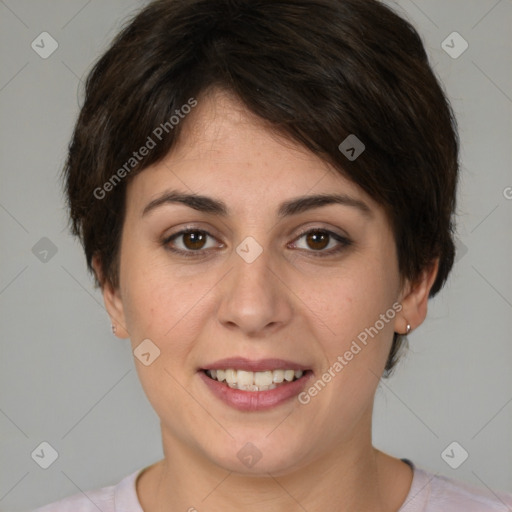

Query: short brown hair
<box><xmin>64</xmin><ymin>0</ymin><xmax>459</xmax><ymax>375</ymax></box>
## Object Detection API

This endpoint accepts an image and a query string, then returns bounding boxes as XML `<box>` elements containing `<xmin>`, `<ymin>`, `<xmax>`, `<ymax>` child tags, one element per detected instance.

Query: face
<box><xmin>106</xmin><ymin>89</ymin><xmax>413</xmax><ymax>475</ymax></box>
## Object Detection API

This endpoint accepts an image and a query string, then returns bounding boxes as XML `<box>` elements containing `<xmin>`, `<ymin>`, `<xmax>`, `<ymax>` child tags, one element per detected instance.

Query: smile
<box><xmin>199</xmin><ymin>365</ymin><xmax>313</xmax><ymax>411</ymax></box>
<box><xmin>204</xmin><ymin>369</ymin><xmax>304</xmax><ymax>391</ymax></box>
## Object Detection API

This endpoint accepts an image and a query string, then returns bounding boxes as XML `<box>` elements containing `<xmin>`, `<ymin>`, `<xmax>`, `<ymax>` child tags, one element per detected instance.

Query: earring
<box><xmin>405</xmin><ymin>323</ymin><xmax>411</xmax><ymax>335</ymax></box>
<box><xmin>111</xmin><ymin>324</ymin><xmax>117</xmax><ymax>335</ymax></box>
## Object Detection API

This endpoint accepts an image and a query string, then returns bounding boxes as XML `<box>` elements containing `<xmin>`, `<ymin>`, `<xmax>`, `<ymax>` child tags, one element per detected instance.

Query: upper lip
<box><xmin>201</xmin><ymin>357</ymin><xmax>311</xmax><ymax>372</ymax></box>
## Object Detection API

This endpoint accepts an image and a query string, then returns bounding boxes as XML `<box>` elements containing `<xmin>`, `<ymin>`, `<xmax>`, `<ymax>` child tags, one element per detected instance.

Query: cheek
<box><xmin>295</xmin><ymin>272</ymin><xmax>397</xmax><ymax>423</ymax></box>
<box><xmin>297</xmin><ymin>258</ymin><xmax>399</xmax><ymax>392</ymax></box>
<box><xmin>119</xmin><ymin>257</ymin><xmax>210</xmax><ymax>412</ymax></box>
<box><xmin>307</xmin><ymin>264</ymin><xmax>397</xmax><ymax>336</ymax></box>
<box><xmin>123</xmin><ymin>271</ymin><xmax>193</xmax><ymax>341</ymax></box>
<box><xmin>119</xmin><ymin>231</ymin><xmax>175</xmax><ymax>333</ymax></box>
<box><xmin>120</xmin><ymin>249</ymin><xmax>219</xmax><ymax>361</ymax></box>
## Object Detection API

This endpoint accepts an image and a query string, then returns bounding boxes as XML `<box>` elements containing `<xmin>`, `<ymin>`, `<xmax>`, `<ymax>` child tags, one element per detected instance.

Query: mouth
<box><xmin>202</xmin><ymin>368</ymin><xmax>311</xmax><ymax>392</ymax></box>
<box><xmin>198</xmin><ymin>358</ymin><xmax>313</xmax><ymax>411</ymax></box>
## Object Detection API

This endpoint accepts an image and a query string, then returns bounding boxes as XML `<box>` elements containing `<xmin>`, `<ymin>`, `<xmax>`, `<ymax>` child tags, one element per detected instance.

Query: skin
<box><xmin>95</xmin><ymin>88</ymin><xmax>438</xmax><ymax>512</ymax></box>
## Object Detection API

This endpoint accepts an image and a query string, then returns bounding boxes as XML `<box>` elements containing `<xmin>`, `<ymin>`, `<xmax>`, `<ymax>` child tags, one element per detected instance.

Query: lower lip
<box><xmin>198</xmin><ymin>371</ymin><xmax>312</xmax><ymax>411</ymax></box>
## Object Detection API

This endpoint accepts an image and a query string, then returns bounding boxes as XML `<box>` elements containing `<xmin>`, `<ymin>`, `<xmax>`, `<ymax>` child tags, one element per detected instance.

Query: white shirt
<box><xmin>30</xmin><ymin>460</ymin><xmax>512</xmax><ymax>511</ymax></box>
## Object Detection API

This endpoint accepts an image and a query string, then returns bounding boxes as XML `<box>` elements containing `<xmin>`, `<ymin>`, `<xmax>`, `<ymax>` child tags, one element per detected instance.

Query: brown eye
<box><xmin>305</xmin><ymin>231</ymin><xmax>330</xmax><ymax>250</ymax></box>
<box><xmin>164</xmin><ymin>229</ymin><xmax>220</xmax><ymax>256</ymax></box>
<box><xmin>291</xmin><ymin>228</ymin><xmax>352</xmax><ymax>257</ymax></box>
<box><xmin>182</xmin><ymin>231</ymin><xmax>207</xmax><ymax>250</ymax></box>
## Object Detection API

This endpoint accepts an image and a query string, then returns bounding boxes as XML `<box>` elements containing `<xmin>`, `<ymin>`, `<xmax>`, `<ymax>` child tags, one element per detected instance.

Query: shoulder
<box><xmin>29</xmin><ymin>468</ymin><xmax>145</xmax><ymax>512</ymax></box>
<box><xmin>402</xmin><ymin>464</ymin><xmax>512</xmax><ymax>512</ymax></box>
<box><xmin>427</xmin><ymin>471</ymin><xmax>512</xmax><ymax>511</ymax></box>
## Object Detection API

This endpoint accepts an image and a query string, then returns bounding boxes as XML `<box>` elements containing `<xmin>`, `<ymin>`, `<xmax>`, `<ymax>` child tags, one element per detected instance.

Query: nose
<box><xmin>216</xmin><ymin>245</ymin><xmax>293</xmax><ymax>337</ymax></box>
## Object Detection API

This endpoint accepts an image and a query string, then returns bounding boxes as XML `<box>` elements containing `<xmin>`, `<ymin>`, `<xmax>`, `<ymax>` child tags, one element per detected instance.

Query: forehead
<box><xmin>169</xmin><ymin>89</ymin><xmax>326</xmax><ymax>176</ymax></box>
<box><xmin>125</xmin><ymin>89</ymin><xmax>378</xmax><ymax>215</ymax></box>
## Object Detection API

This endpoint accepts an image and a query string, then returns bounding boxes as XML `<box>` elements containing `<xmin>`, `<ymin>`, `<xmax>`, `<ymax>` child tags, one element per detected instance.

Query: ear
<box><xmin>394</xmin><ymin>259</ymin><xmax>439</xmax><ymax>335</ymax></box>
<box><xmin>92</xmin><ymin>254</ymin><xmax>130</xmax><ymax>338</ymax></box>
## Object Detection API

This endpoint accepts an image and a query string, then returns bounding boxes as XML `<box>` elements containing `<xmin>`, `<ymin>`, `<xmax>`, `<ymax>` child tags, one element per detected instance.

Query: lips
<box><xmin>198</xmin><ymin>357</ymin><xmax>313</xmax><ymax>411</ymax></box>
<box><xmin>200</xmin><ymin>357</ymin><xmax>311</xmax><ymax>373</ymax></box>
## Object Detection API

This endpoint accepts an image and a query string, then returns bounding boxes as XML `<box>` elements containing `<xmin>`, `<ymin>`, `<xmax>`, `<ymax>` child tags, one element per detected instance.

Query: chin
<box><xmin>201</xmin><ymin>431</ymin><xmax>311</xmax><ymax>476</ymax></box>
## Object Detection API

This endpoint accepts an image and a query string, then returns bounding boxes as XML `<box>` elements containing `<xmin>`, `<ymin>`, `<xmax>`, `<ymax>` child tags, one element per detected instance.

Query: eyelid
<box><xmin>292</xmin><ymin>224</ymin><xmax>350</xmax><ymax>241</ymax></box>
<box><xmin>161</xmin><ymin>223</ymin><xmax>221</xmax><ymax>242</ymax></box>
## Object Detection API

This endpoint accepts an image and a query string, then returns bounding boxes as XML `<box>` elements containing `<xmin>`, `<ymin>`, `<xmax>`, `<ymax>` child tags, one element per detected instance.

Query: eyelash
<box><xmin>162</xmin><ymin>227</ymin><xmax>352</xmax><ymax>258</ymax></box>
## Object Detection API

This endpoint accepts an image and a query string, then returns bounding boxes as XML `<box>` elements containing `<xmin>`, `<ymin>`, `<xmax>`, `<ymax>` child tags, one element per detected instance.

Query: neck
<box><xmin>138</xmin><ymin>417</ymin><xmax>412</xmax><ymax>512</ymax></box>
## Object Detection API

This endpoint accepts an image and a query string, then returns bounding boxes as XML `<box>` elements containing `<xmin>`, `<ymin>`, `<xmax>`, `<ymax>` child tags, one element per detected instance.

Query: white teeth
<box><xmin>237</xmin><ymin>370</ymin><xmax>253</xmax><ymax>387</ymax></box>
<box><xmin>206</xmin><ymin>368</ymin><xmax>305</xmax><ymax>391</ymax></box>
<box><xmin>225</xmin><ymin>369</ymin><xmax>237</xmax><ymax>384</ymax></box>
<box><xmin>273</xmin><ymin>369</ymin><xmax>284</xmax><ymax>383</ymax></box>
<box><xmin>257</xmin><ymin>384</ymin><xmax>275</xmax><ymax>391</ymax></box>
<box><xmin>284</xmin><ymin>370</ymin><xmax>295</xmax><ymax>382</ymax></box>
<box><xmin>254</xmin><ymin>371</ymin><xmax>273</xmax><ymax>387</ymax></box>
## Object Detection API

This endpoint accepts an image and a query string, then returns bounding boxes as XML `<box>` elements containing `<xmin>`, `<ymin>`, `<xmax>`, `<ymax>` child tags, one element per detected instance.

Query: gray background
<box><xmin>1</xmin><ymin>0</ymin><xmax>511</xmax><ymax>509</ymax></box>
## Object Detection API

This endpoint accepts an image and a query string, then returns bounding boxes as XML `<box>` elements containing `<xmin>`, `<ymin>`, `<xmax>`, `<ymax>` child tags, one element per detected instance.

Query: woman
<box><xmin>33</xmin><ymin>0</ymin><xmax>512</xmax><ymax>510</ymax></box>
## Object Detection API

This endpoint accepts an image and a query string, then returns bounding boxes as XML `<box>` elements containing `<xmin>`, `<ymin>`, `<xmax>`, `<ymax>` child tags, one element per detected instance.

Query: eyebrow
<box><xmin>141</xmin><ymin>190</ymin><xmax>372</xmax><ymax>218</ymax></box>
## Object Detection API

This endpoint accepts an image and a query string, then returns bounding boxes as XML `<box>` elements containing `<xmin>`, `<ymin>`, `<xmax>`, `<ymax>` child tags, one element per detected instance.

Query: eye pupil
<box><xmin>306</xmin><ymin>231</ymin><xmax>329</xmax><ymax>250</ymax></box>
<box><xmin>183</xmin><ymin>231</ymin><xmax>206</xmax><ymax>250</ymax></box>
